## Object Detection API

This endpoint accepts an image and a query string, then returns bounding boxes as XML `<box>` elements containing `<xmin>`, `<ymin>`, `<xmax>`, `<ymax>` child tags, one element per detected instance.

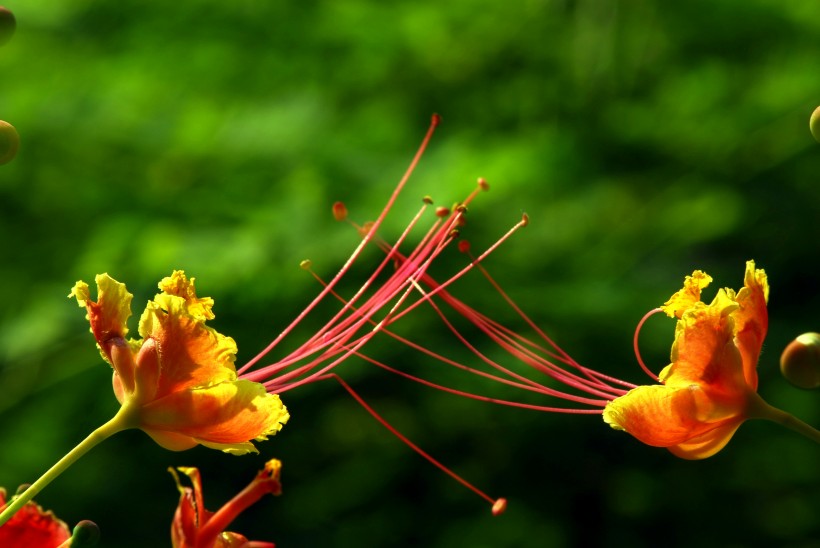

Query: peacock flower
<box><xmin>0</xmin><ymin>486</ymin><xmax>70</xmax><ymax>547</ymax></box>
<box><xmin>69</xmin><ymin>271</ymin><xmax>289</xmax><ymax>455</ymax></box>
<box><xmin>169</xmin><ymin>459</ymin><xmax>283</xmax><ymax>548</ymax></box>
<box><xmin>603</xmin><ymin>261</ymin><xmax>771</xmax><ymax>459</ymax></box>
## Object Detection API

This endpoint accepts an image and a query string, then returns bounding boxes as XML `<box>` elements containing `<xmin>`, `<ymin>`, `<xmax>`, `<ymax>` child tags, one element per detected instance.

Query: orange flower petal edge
<box><xmin>70</xmin><ymin>271</ymin><xmax>289</xmax><ymax>455</ymax></box>
<box><xmin>603</xmin><ymin>260</ymin><xmax>769</xmax><ymax>459</ymax></box>
<box><xmin>0</xmin><ymin>487</ymin><xmax>71</xmax><ymax>546</ymax></box>
<box><xmin>169</xmin><ymin>459</ymin><xmax>282</xmax><ymax>548</ymax></box>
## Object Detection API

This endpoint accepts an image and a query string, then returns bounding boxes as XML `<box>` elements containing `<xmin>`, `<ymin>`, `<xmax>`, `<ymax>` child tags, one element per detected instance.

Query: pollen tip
<box><xmin>431</xmin><ymin>113</ymin><xmax>441</xmax><ymax>127</ymax></box>
<box><xmin>299</xmin><ymin>259</ymin><xmax>312</xmax><ymax>270</ymax></box>
<box><xmin>332</xmin><ymin>201</ymin><xmax>348</xmax><ymax>222</ymax></box>
<box><xmin>458</xmin><ymin>240</ymin><xmax>471</xmax><ymax>253</ymax></box>
<box><xmin>435</xmin><ymin>206</ymin><xmax>450</xmax><ymax>218</ymax></box>
<box><xmin>423</xmin><ymin>195</ymin><xmax>434</xmax><ymax>204</ymax></box>
<box><xmin>491</xmin><ymin>498</ymin><xmax>508</xmax><ymax>516</ymax></box>
<box><xmin>477</xmin><ymin>177</ymin><xmax>489</xmax><ymax>191</ymax></box>
<box><xmin>521</xmin><ymin>212</ymin><xmax>529</xmax><ymax>227</ymax></box>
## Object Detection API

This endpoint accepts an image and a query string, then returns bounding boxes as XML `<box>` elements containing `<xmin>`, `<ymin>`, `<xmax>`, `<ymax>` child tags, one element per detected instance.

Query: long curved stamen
<box><xmin>325</xmin><ymin>373</ymin><xmax>506</xmax><ymax>515</ymax></box>
<box><xmin>634</xmin><ymin>308</ymin><xmax>663</xmax><ymax>381</ymax></box>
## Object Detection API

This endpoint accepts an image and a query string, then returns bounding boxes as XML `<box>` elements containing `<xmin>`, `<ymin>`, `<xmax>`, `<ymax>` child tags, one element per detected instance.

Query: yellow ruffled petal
<box><xmin>158</xmin><ymin>270</ymin><xmax>215</xmax><ymax>321</ymax></box>
<box><xmin>139</xmin><ymin>380</ymin><xmax>289</xmax><ymax>455</ymax></box>
<box><xmin>69</xmin><ymin>273</ymin><xmax>133</xmax><ymax>364</ymax></box>
<box><xmin>661</xmin><ymin>270</ymin><xmax>712</xmax><ymax>318</ymax></box>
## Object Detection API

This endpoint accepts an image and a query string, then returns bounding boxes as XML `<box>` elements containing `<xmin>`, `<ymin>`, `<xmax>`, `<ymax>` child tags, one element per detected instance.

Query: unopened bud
<box><xmin>0</xmin><ymin>7</ymin><xmax>15</xmax><ymax>47</ymax></box>
<box><xmin>70</xmin><ymin>520</ymin><xmax>101</xmax><ymax>547</ymax></box>
<box><xmin>811</xmin><ymin>106</ymin><xmax>820</xmax><ymax>144</ymax></box>
<box><xmin>0</xmin><ymin>120</ymin><xmax>20</xmax><ymax>165</ymax></box>
<box><xmin>780</xmin><ymin>332</ymin><xmax>820</xmax><ymax>389</ymax></box>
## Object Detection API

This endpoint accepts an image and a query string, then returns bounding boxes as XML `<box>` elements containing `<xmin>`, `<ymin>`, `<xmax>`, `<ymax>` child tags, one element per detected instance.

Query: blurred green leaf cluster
<box><xmin>1</xmin><ymin>0</ymin><xmax>818</xmax><ymax>546</ymax></box>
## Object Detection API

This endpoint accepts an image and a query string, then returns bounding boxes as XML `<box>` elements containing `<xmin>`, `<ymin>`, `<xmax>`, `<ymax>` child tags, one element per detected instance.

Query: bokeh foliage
<box><xmin>1</xmin><ymin>0</ymin><xmax>818</xmax><ymax>546</ymax></box>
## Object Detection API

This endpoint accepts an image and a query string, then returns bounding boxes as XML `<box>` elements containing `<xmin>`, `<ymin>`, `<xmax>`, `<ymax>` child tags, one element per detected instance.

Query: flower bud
<box><xmin>780</xmin><ymin>332</ymin><xmax>820</xmax><ymax>389</ymax></box>
<box><xmin>811</xmin><ymin>106</ymin><xmax>820</xmax><ymax>144</ymax></box>
<box><xmin>70</xmin><ymin>520</ymin><xmax>101</xmax><ymax>547</ymax></box>
<box><xmin>0</xmin><ymin>120</ymin><xmax>20</xmax><ymax>165</ymax></box>
<box><xmin>0</xmin><ymin>7</ymin><xmax>15</xmax><ymax>46</ymax></box>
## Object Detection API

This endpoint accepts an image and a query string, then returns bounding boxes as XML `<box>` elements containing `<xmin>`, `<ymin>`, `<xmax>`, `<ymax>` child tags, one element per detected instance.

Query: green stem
<box><xmin>747</xmin><ymin>393</ymin><xmax>820</xmax><ymax>444</ymax></box>
<box><xmin>0</xmin><ymin>405</ymin><xmax>134</xmax><ymax>528</ymax></box>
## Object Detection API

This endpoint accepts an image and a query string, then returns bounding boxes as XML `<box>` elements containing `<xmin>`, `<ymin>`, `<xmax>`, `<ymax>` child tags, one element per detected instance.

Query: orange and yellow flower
<box><xmin>69</xmin><ymin>271</ymin><xmax>289</xmax><ymax>455</ymax></box>
<box><xmin>603</xmin><ymin>260</ymin><xmax>770</xmax><ymax>459</ymax></box>
<box><xmin>169</xmin><ymin>459</ymin><xmax>283</xmax><ymax>548</ymax></box>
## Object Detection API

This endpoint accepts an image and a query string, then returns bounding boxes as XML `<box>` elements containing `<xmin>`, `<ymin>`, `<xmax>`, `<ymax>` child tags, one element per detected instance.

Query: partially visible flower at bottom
<box><xmin>169</xmin><ymin>459</ymin><xmax>283</xmax><ymax>548</ymax></box>
<box><xmin>0</xmin><ymin>486</ymin><xmax>70</xmax><ymax>547</ymax></box>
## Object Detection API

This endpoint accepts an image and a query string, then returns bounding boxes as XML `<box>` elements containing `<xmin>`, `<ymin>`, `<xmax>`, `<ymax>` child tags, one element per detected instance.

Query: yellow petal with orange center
<box><xmin>159</xmin><ymin>270</ymin><xmax>215</xmax><ymax>321</ymax></box>
<box><xmin>138</xmin><ymin>293</ymin><xmax>238</xmax><ymax>397</ymax></box>
<box><xmin>139</xmin><ymin>380</ymin><xmax>289</xmax><ymax>455</ymax></box>
<box><xmin>661</xmin><ymin>270</ymin><xmax>712</xmax><ymax>319</ymax></box>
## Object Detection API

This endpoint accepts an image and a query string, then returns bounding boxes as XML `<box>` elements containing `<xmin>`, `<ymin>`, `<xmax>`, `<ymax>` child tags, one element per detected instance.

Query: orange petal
<box><xmin>603</xmin><ymin>383</ymin><xmax>739</xmax><ymax>448</ymax></box>
<box><xmin>730</xmin><ymin>261</ymin><xmax>769</xmax><ymax>390</ymax></box>
<box><xmin>664</xmin><ymin>296</ymin><xmax>748</xmax><ymax>395</ymax></box>
<box><xmin>139</xmin><ymin>380</ymin><xmax>289</xmax><ymax>455</ymax></box>
<box><xmin>667</xmin><ymin>420</ymin><xmax>743</xmax><ymax>459</ymax></box>
<box><xmin>661</xmin><ymin>270</ymin><xmax>712</xmax><ymax>318</ymax></box>
<box><xmin>138</xmin><ymin>293</ymin><xmax>238</xmax><ymax>397</ymax></box>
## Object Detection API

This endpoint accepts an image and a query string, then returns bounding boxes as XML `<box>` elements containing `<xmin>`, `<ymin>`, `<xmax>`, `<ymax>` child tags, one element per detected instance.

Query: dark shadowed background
<box><xmin>1</xmin><ymin>1</ymin><xmax>818</xmax><ymax>546</ymax></box>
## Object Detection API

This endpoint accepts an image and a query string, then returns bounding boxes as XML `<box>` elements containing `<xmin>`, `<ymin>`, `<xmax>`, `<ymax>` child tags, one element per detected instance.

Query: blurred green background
<box><xmin>1</xmin><ymin>0</ymin><xmax>819</xmax><ymax>546</ymax></box>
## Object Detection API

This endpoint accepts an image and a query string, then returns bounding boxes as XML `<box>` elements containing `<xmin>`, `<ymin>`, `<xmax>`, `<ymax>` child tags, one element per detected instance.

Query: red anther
<box><xmin>477</xmin><ymin>177</ymin><xmax>489</xmax><ymax>191</ymax></box>
<box><xmin>521</xmin><ymin>213</ymin><xmax>529</xmax><ymax>227</ymax></box>
<box><xmin>458</xmin><ymin>240</ymin><xmax>471</xmax><ymax>253</ymax></box>
<box><xmin>492</xmin><ymin>498</ymin><xmax>507</xmax><ymax>516</ymax></box>
<box><xmin>333</xmin><ymin>201</ymin><xmax>348</xmax><ymax>222</ymax></box>
<box><xmin>431</xmin><ymin>113</ymin><xmax>441</xmax><ymax>127</ymax></box>
<box><xmin>422</xmin><ymin>195</ymin><xmax>434</xmax><ymax>204</ymax></box>
<box><xmin>358</xmin><ymin>221</ymin><xmax>376</xmax><ymax>237</ymax></box>
<box><xmin>435</xmin><ymin>206</ymin><xmax>450</xmax><ymax>218</ymax></box>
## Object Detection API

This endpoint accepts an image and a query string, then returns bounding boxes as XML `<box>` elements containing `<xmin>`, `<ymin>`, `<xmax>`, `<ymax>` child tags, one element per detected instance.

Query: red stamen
<box><xmin>634</xmin><ymin>308</ymin><xmax>664</xmax><ymax>381</ymax></box>
<box><xmin>327</xmin><ymin>373</ymin><xmax>504</xmax><ymax>514</ymax></box>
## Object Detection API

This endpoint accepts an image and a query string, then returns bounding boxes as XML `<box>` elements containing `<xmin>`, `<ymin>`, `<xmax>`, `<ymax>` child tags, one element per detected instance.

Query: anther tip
<box><xmin>458</xmin><ymin>240</ymin><xmax>471</xmax><ymax>253</ymax></box>
<box><xmin>435</xmin><ymin>206</ymin><xmax>450</xmax><ymax>218</ymax></box>
<box><xmin>333</xmin><ymin>201</ymin><xmax>348</xmax><ymax>222</ymax></box>
<box><xmin>299</xmin><ymin>259</ymin><xmax>312</xmax><ymax>270</ymax></box>
<box><xmin>0</xmin><ymin>7</ymin><xmax>16</xmax><ymax>47</ymax></box>
<box><xmin>423</xmin><ymin>195</ymin><xmax>434</xmax><ymax>204</ymax></box>
<box><xmin>477</xmin><ymin>177</ymin><xmax>489</xmax><ymax>191</ymax></box>
<box><xmin>492</xmin><ymin>498</ymin><xmax>507</xmax><ymax>516</ymax></box>
<box><xmin>431</xmin><ymin>113</ymin><xmax>441</xmax><ymax>127</ymax></box>
<box><xmin>521</xmin><ymin>212</ymin><xmax>529</xmax><ymax>227</ymax></box>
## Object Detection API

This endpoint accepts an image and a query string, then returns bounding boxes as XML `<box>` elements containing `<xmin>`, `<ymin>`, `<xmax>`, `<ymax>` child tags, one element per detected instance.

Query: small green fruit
<box><xmin>0</xmin><ymin>6</ymin><xmax>15</xmax><ymax>46</ymax></box>
<box><xmin>811</xmin><ymin>106</ymin><xmax>820</xmax><ymax>144</ymax></box>
<box><xmin>0</xmin><ymin>120</ymin><xmax>20</xmax><ymax>165</ymax></box>
<box><xmin>780</xmin><ymin>332</ymin><xmax>820</xmax><ymax>389</ymax></box>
